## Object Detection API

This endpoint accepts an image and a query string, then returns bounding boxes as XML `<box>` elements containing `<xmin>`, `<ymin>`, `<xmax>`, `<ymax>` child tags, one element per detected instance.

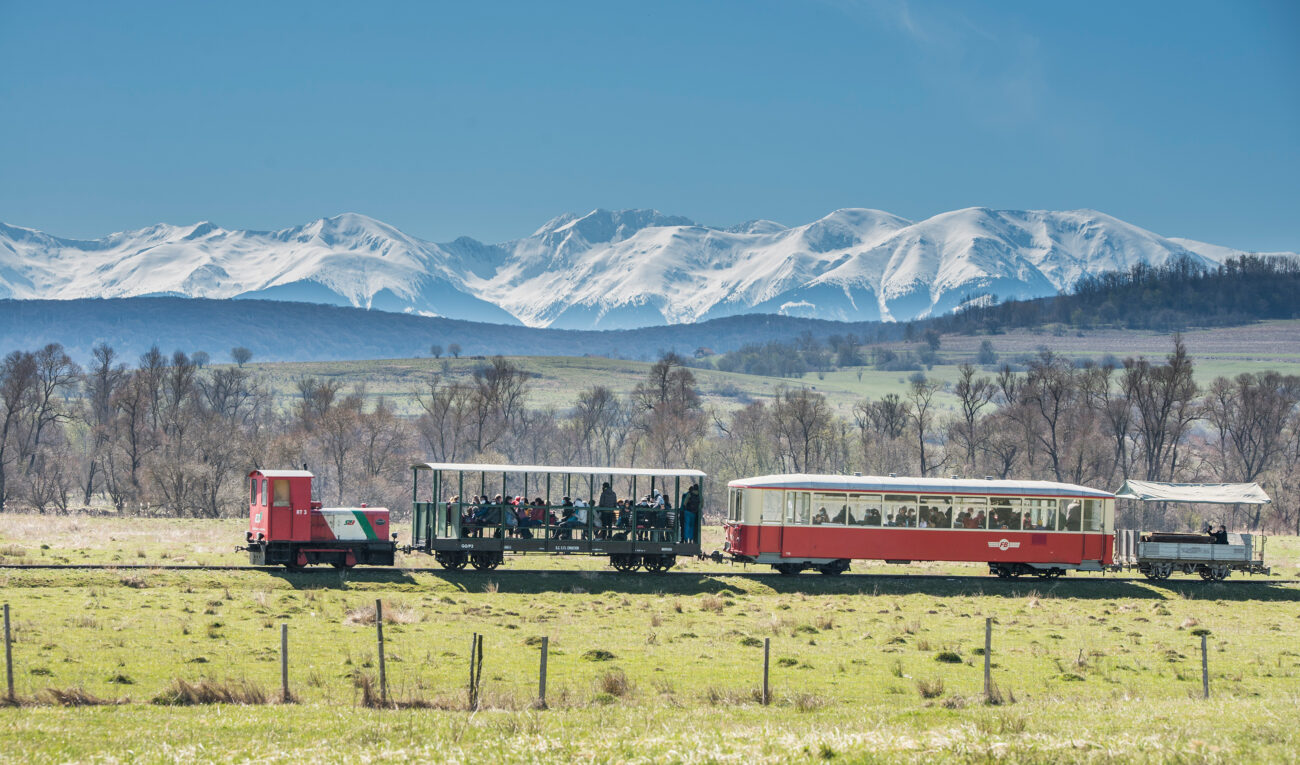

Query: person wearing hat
<box><xmin>597</xmin><ymin>482</ymin><xmax>618</xmax><ymax>538</ymax></box>
<box><xmin>681</xmin><ymin>483</ymin><xmax>701</xmax><ymax>543</ymax></box>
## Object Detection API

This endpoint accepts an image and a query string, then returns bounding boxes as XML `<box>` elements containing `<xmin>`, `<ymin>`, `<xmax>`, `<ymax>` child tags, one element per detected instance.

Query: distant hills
<box><xmin>3</xmin><ymin>207</ymin><xmax>1293</xmax><ymax>330</ymax></box>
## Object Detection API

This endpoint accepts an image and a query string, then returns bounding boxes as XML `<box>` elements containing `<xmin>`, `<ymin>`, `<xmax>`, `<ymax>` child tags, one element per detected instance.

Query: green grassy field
<box><xmin>239</xmin><ymin>320</ymin><xmax>1300</xmax><ymax>418</ymax></box>
<box><xmin>3</xmin><ymin>517</ymin><xmax>1300</xmax><ymax>762</ymax></box>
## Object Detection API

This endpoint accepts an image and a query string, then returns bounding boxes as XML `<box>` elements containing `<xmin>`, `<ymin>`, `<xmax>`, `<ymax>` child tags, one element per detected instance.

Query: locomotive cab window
<box><xmin>728</xmin><ymin>489</ymin><xmax>742</xmax><ymax>522</ymax></box>
<box><xmin>272</xmin><ymin>479</ymin><xmax>290</xmax><ymax>507</ymax></box>
<box><xmin>251</xmin><ymin>478</ymin><xmax>260</xmax><ymax>506</ymax></box>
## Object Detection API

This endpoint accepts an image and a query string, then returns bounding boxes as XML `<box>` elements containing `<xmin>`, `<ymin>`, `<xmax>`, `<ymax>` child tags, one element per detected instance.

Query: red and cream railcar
<box><xmin>724</xmin><ymin>474</ymin><xmax>1115</xmax><ymax>578</ymax></box>
<box><xmin>243</xmin><ymin>469</ymin><xmax>397</xmax><ymax>569</ymax></box>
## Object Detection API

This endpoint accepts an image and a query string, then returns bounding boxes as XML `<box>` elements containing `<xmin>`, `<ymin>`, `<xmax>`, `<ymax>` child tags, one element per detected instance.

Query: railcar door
<box><xmin>756</xmin><ymin>489</ymin><xmax>784</xmax><ymax>554</ymax></box>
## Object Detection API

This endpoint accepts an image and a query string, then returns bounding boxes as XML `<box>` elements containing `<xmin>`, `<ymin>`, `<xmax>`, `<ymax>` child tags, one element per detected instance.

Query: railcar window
<box><xmin>1063</xmin><ymin>500</ymin><xmax>1082</xmax><ymax>531</ymax></box>
<box><xmin>251</xmin><ymin>479</ymin><xmax>259</xmax><ymax>505</ymax></box>
<box><xmin>728</xmin><ymin>490</ymin><xmax>741</xmax><ymax>522</ymax></box>
<box><xmin>1082</xmin><ymin>499</ymin><xmax>1102</xmax><ymax>532</ymax></box>
<box><xmin>883</xmin><ymin>494</ymin><xmax>917</xmax><ymax>527</ymax></box>
<box><xmin>786</xmin><ymin>492</ymin><xmax>810</xmax><ymax>525</ymax></box>
<box><xmin>849</xmin><ymin>494</ymin><xmax>881</xmax><ymax>526</ymax></box>
<box><xmin>261</xmin><ymin>479</ymin><xmax>267</xmax><ymax>506</ymax></box>
<box><xmin>762</xmin><ymin>490</ymin><xmax>783</xmax><ymax>523</ymax></box>
<box><xmin>919</xmin><ymin>496</ymin><xmax>953</xmax><ymax>529</ymax></box>
<box><xmin>954</xmin><ymin>497</ymin><xmax>988</xmax><ymax>529</ymax></box>
<box><xmin>1025</xmin><ymin>498</ymin><xmax>1057</xmax><ymax>530</ymax></box>
<box><xmin>813</xmin><ymin>493</ymin><xmax>847</xmax><ymax>525</ymax></box>
<box><xmin>990</xmin><ymin>498</ymin><xmax>1021</xmax><ymax>530</ymax></box>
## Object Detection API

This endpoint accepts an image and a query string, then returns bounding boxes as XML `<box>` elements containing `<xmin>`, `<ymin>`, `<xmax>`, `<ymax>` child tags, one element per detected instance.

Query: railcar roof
<box><xmin>249</xmin><ymin>469</ymin><xmax>313</xmax><ymax>478</ymax></box>
<box><xmin>729</xmin><ymin>473</ymin><xmax>1113</xmax><ymax>498</ymax></box>
<box><xmin>413</xmin><ymin>462</ymin><xmax>706</xmax><ymax>479</ymax></box>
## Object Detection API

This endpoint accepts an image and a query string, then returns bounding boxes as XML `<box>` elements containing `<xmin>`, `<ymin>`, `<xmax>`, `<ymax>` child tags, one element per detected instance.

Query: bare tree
<box><xmin>230</xmin><ymin>346</ymin><xmax>253</xmax><ymax>368</ymax></box>
<box><xmin>906</xmin><ymin>373</ymin><xmax>943</xmax><ymax>476</ymax></box>
<box><xmin>0</xmin><ymin>351</ymin><xmax>37</xmax><ymax>512</ymax></box>
<box><xmin>448</xmin><ymin>343</ymin><xmax>461</xmax><ymax>359</ymax></box>
<box><xmin>430</xmin><ymin>344</ymin><xmax>443</xmax><ymax>359</ymax></box>
<box><xmin>769</xmin><ymin>387</ymin><xmax>834</xmax><ymax>472</ymax></box>
<box><xmin>952</xmin><ymin>363</ymin><xmax>995</xmax><ymax>472</ymax></box>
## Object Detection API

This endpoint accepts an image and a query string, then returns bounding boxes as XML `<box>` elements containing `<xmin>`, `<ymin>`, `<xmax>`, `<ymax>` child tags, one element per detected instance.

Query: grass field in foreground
<box><xmin>2</xmin><ymin>519</ymin><xmax>1300</xmax><ymax>762</ymax></box>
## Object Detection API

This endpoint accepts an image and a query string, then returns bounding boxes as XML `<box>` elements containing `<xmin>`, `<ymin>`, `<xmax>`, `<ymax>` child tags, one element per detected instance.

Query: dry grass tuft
<box><xmin>595</xmin><ymin>669</ymin><xmax>634</xmax><ymax>698</ymax></box>
<box><xmin>916</xmin><ymin>677</ymin><xmax>945</xmax><ymax>699</ymax></box>
<box><xmin>483</xmin><ymin>581</ymin><xmax>500</xmax><ymax>594</ymax></box>
<box><xmin>119</xmin><ymin>574</ymin><xmax>147</xmax><ymax>589</ymax></box>
<box><xmin>344</xmin><ymin>600</ymin><xmax>420</xmax><ymax>626</ymax></box>
<box><xmin>700</xmin><ymin>594</ymin><xmax>725</xmax><ymax>613</ymax></box>
<box><xmin>38</xmin><ymin>687</ymin><xmax>124</xmax><ymax>707</ymax></box>
<box><xmin>151</xmin><ymin>678</ymin><xmax>268</xmax><ymax>706</ymax></box>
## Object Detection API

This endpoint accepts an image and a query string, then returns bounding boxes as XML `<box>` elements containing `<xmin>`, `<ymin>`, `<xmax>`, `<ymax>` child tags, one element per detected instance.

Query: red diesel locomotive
<box><xmin>724</xmin><ymin>473</ymin><xmax>1115</xmax><ymax>578</ymax></box>
<box><xmin>242</xmin><ymin>469</ymin><xmax>397</xmax><ymax>569</ymax></box>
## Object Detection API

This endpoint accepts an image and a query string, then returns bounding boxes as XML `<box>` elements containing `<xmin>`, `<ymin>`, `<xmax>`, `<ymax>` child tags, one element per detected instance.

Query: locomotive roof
<box><xmin>729</xmin><ymin>473</ymin><xmax>1113</xmax><ymax>499</ymax></box>
<box><xmin>249</xmin><ymin>469</ymin><xmax>313</xmax><ymax>478</ymax></box>
<box><xmin>413</xmin><ymin>462</ymin><xmax>706</xmax><ymax>479</ymax></box>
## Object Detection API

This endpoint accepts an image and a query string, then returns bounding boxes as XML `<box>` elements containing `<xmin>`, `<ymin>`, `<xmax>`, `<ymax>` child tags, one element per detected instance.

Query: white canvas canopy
<box><xmin>1113</xmin><ymin>480</ymin><xmax>1271</xmax><ymax>505</ymax></box>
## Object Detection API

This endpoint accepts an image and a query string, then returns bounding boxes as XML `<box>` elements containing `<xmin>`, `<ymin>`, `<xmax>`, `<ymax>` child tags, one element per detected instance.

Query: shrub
<box><xmin>739</xmin><ymin>636</ymin><xmax>763</xmax><ymax>648</ymax></box>
<box><xmin>916</xmin><ymin>678</ymin><xmax>944</xmax><ymax>699</ymax></box>
<box><xmin>935</xmin><ymin>651</ymin><xmax>962</xmax><ymax>664</ymax></box>
<box><xmin>583</xmin><ymin>649</ymin><xmax>616</xmax><ymax>662</ymax></box>
<box><xmin>152</xmin><ymin>679</ymin><xmax>267</xmax><ymax>706</ymax></box>
<box><xmin>596</xmin><ymin>669</ymin><xmax>633</xmax><ymax>698</ymax></box>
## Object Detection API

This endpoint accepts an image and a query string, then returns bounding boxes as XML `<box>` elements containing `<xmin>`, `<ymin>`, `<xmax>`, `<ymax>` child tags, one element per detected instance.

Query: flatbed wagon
<box><xmin>1112</xmin><ymin>529</ymin><xmax>1269</xmax><ymax>580</ymax></box>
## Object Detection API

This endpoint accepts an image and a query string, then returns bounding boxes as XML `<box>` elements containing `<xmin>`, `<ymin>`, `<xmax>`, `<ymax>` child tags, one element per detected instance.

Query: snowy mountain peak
<box><xmin>0</xmin><ymin>208</ymin><xmax>1291</xmax><ymax>329</ymax></box>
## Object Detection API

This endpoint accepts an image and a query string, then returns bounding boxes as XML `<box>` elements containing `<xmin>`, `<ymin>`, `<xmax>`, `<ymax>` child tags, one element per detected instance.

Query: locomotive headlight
<box><xmin>246</xmin><ymin>532</ymin><xmax>253</xmax><ymax>543</ymax></box>
<box><xmin>257</xmin><ymin>533</ymin><xmax>265</xmax><ymax>541</ymax></box>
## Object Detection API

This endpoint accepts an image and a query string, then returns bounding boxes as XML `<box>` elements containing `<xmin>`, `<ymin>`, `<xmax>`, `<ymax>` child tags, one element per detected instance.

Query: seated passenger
<box><xmin>831</xmin><ymin>506</ymin><xmax>847</xmax><ymax>524</ymax></box>
<box><xmin>1213</xmin><ymin>525</ymin><xmax>1228</xmax><ymax>544</ymax></box>
<box><xmin>812</xmin><ymin>508</ymin><xmax>830</xmax><ymax>525</ymax></box>
<box><xmin>866</xmin><ymin>508</ymin><xmax>881</xmax><ymax>526</ymax></box>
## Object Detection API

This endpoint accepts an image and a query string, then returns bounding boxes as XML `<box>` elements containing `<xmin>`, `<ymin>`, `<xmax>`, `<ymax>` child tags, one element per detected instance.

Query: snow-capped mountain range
<box><xmin>1</xmin><ymin>208</ymin><xmax>1292</xmax><ymax>329</ymax></box>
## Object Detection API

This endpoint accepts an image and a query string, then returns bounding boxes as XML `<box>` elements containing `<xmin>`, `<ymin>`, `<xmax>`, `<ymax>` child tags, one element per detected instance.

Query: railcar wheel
<box><xmin>775</xmin><ymin>562</ymin><xmax>803</xmax><ymax>576</ymax></box>
<box><xmin>610</xmin><ymin>554</ymin><xmax>641</xmax><ymax>572</ymax></box>
<box><xmin>1035</xmin><ymin>568</ymin><xmax>1063</xmax><ymax>579</ymax></box>
<box><xmin>436</xmin><ymin>552</ymin><xmax>468</xmax><ymax>571</ymax></box>
<box><xmin>818</xmin><ymin>560</ymin><xmax>849</xmax><ymax>576</ymax></box>
<box><xmin>470</xmin><ymin>552</ymin><xmax>501</xmax><ymax>571</ymax></box>
<box><xmin>1144</xmin><ymin>562</ymin><xmax>1172</xmax><ymax>580</ymax></box>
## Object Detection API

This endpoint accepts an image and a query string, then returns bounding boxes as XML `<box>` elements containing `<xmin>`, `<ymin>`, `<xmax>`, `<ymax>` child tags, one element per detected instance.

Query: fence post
<box><xmin>983</xmin><ymin>617</ymin><xmax>992</xmax><ymax>698</ymax></box>
<box><xmin>375</xmin><ymin>599</ymin><xmax>387</xmax><ymax>706</ymax></box>
<box><xmin>762</xmin><ymin>637</ymin><xmax>771</xmax><ymax>705</ymax></box>
<box><xmin>538</xmin><ymin>636</ymin><xmax>548</xmax><ymax>709</ymax></box>
<box><xmin>3</xmin><ymin>604</ymin><xmax>12</xmax><ymax>703</ymax></box>
<box><xmin>1201</xmin><ymin>634</ymin><xmax>1209</xmax><ymax>699</ymax></box>
<box><xmin>468</xmin><ymin>632</ymin><xmax>483</xmax><ymax>711</ymax></box>
<box><xmin>280</xmin><ymin>623</ymin><xmax>290</xmax><ymax>703</ymax></box>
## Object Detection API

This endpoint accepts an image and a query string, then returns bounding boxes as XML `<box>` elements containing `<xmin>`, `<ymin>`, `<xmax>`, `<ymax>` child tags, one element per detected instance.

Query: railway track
<box><xmin>0</xmin><ymin>562</ymin><xmax>1294</xmax><ymax>583</ymax></box>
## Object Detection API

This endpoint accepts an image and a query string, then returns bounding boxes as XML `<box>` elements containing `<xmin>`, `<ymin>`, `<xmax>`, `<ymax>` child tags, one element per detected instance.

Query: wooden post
<box><xmin>538</xmin><ymin>636</ymin><xmax>548</xmax><ymax>709</ymax></box>
<box><xmin>375</xmin><ymin>599</ymin><xmax>387</xmax><ymax>706</ymax></box>
<box><xmin>1201</xmin><ymin>634</ymin><xmax>1209</xmax><ymax>699</ymax></box>
<box><xmin>762</xmin><ymin>637</ymin><xmax>771</xmax><ymax>705</ymax></box>
<box><xmin>280</xmin><ymin>622</ymin><xmax>290</xmax><ymax>703</ymax></box>
<box><xmin>3</xmin><ymin>604</ymin><xmax>12</xmax><ymax>703</ymax></box>
<box><xmin>983</xmin><ymin>617</ymin><xmax>992</xmax><ymax>698</ymax></box>
<box><xmin>468</xmin><ymin>632</ymin><xmax>484</xmax><ymax>711</ymax></box>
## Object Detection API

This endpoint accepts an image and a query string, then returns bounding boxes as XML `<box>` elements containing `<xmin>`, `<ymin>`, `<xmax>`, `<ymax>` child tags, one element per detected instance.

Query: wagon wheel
<box><xmin>1036</xmin><ymin>569</ymin><xmax>1063</xmax><ymax>580</ymax></box>
<box><xmin>470</xmin><ymin>553</ymin><xmax>501</xmax><ymax>571</ymax></box>
<box><xmin>643</xmin><ymin>556</ymin><xmax>666</xmax><ymax>573</ymax></box>
<box><xmin>775</xmin><ymin>562</ymin><xmax>803</xmax><ymax>576</ymax></box>
<box><xmin>1198</xmin><ymin>566</ymin><xmax>1215</xmax><ymax>581</ymax></box>
<box><xmin>1147</xmin><ymin>563</ymin><xmax>1172</xmax><ymax>580</ymax></box>
<box><xmin>818</xmin><ymin>560</ymin><xmax>848</xmax><ymax>576</ymax></box>
<box><xmin>610</xmin><ymin>554</ymin><xmax>641</xmax><ymax>572</ymax></box>
<box><xmin>436</xmin><ymin>552</ymin><xmax>468</xmax><ymax>571</ymax></box>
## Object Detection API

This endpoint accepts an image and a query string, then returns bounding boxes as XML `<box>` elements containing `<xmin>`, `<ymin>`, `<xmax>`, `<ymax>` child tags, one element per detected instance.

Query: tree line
<box><xmin>1</xmin><ymin>338</ymin><xmax>1298</xmax><ymax>534</ymax></box>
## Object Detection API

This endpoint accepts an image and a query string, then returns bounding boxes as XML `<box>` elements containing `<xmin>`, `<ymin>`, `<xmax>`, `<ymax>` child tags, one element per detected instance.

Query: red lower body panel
<box><xmin>728</xmin><ymin>523</ymin><xmax>1111</xmax><ymax>565</ymax></box>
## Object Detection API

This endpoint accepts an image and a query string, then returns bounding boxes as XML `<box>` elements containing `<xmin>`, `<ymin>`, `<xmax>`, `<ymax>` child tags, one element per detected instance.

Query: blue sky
<box><xmin>1</xmin><ymin>0</ymin><xmax>1296</xmax><ymax>250</ymax></box>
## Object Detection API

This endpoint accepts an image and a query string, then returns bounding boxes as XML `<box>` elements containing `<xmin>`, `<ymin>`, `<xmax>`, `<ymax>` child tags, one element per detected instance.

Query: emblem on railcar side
<box><xmin>988</xmin><ymin>539</ymin><xmax>1021</xmax><ymax>551</ymax></box>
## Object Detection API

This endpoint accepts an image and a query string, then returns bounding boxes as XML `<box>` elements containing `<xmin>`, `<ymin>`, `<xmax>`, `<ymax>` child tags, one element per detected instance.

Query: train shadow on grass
<box><xmin>263</xmin><ymin>567</ymin><xmax>1300</xmax><ymax>602</ymax></box>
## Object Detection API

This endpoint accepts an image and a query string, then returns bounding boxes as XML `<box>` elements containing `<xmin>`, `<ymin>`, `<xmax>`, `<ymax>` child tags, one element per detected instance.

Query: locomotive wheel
<box><xmin>470</xmin><ymin>552</ymin><xmax>501</xmax><ymax>571</ymax></box>
<box><xmin>643</xmin><ymin>556</ymin><xmax>665</xmax><ymax>573</ymax></box>
<box><xmin>1035</xmin><ymin>569</ymin><xmax>1063</xmax><ymax>579</ymax></box>
<box><xmin>775</xmin><ymin>562</ymin><xmax>803</xmax><ymax>576</ymax></box>
<box><xmin>993</xmin><ymin>565</ymin><xmax>1018</xmax><ymax>579</ymax></box>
